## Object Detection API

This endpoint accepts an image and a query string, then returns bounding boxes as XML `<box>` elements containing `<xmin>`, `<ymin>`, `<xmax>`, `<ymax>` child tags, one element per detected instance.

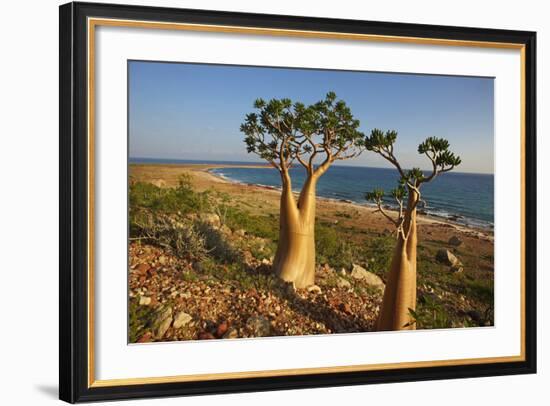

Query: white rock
<box><xmin>350</xmin><ymin>264</ymin><xmax>385</xmax><ymax>291</ymax></box>
<box><xmin>436</xmin><ymin>249</ymin><xmax>462</xmax><ymax>267</ymax></box>
<box><xmin>173</xmin><ymin>311</ymin><xmax>192</xmax><ymax>328</ymax></box>
<box><xmin>154</xmin><ymin>307</ymin><xmax>173</xmax><ymax>338</ymax></box>
<box><xmin>139</xmin><ymin>296</ymin><xmax>151</xmax><ymax>306</ymax></box>
<box><xmin>307</xmin><ymin>285</ymin><xmax>322</xmax><ymax>294</ymax></box>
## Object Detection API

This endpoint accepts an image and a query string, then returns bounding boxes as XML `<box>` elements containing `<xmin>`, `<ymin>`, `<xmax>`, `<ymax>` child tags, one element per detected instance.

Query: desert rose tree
<box><xmin>365</xmin><ymin>130</ymin><xmax>461</xmax><ymax>330</ymax></box>
<box><xmin>240</xmin><ymin>92</ymin><xmax>365</xmax><ymax>288</ymax></box>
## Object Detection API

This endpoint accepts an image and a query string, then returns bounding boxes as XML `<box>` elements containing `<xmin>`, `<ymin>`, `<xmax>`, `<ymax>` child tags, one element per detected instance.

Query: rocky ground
<box><xmin>129</xmin><ymin>235</ymin><xmax>384</xmax><ymax>343</ymax></box>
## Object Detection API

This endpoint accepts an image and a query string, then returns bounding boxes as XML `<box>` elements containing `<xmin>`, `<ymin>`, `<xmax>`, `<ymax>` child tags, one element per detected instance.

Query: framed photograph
<box><xmin>59</xmin><ymin>1</ymin><xmax>536</xmax><ymax>403</ymax></box>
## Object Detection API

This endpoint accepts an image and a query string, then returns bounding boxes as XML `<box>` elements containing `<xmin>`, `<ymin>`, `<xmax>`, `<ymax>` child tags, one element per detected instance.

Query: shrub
<box><xmin>362</xmin><ymin>235</ymin><xmax>394</xmax><ymax>277</ymax></box>
<box><xmin>409</xmin><ymin>295</ymin><xmax>453</xmax><ymax>329</ymax></box>
<box><xmin>130</xmin><ymin>211</ymin><xmax>209</xmax><ymax>260</ymax></box>
<box><xmin>195</xmin><ymin>221</ymin><xmax>241</xmax><ymax>263</ymax></box>
<box><xmin>315</xmin><ymin>223</ymin><xmax>356</xmax><ymax>269</ymax></box>
<box><xmin>224</xmin><ymin>207</ymin><xmax>278</xmax><ymax>240</ymax></box>
<box><xmin>129</xmin><ymin>174</ymin><xmax>212</xmax><ymax>216</ymax></box>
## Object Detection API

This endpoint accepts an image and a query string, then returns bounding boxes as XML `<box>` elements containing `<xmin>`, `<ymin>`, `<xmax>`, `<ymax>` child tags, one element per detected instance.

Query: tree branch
<box><xmin>373</xmin><ymin>145</ymin><xmax>407</xmax><ymax>179</ymax></box>
<box><xmin>419</xmin><ymin>150</ymin><xmax>438</xmax><ymax>184</ymax></box>
<box><xmin>374</xmin><ymin>199</ymin><xmax>399</xmax><ymax>227</ymax></box>
<box><xmin>295</xmin><ymin>152</ymin><xmax>310</xmax><ymax>173</ymax></box>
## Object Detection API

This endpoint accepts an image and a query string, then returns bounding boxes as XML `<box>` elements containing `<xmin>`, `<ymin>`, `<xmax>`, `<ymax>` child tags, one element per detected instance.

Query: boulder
<box><xmin>448</xmin><ymin>236</ymin><xmax>463</xmax><ymax>247</ymax></box>
<box><xmin>235</xmin><ymin>229</ymin><xmax>246</xmax><ymax>237</ymax></box>
<box><xmin>246</xmin><ymin>315</ymin><xmax>271</xmax><ymax>337</ymax></box>
<box><xmin>350</xmin><ymin>264</ymin><xmax>385</xmax><ymax>291</ymax></box>
<box><xmin>350</xmin><ymin>263</ymin><xmax>368</xmax><ymax>278</ymax></box>
<box><xmin>154</xmin><ymin>307</ymin><xmax>173</xmax><ymax>339</ymax></box>
<box><xmin>436</xmin><ymin>249</ymin><xmax>462</xmax><ymax>267</ymax></box>
<box><xmin>173</xmin><ymin>311</ymin><xmax>192</xmax><ymax>329</ymax></box>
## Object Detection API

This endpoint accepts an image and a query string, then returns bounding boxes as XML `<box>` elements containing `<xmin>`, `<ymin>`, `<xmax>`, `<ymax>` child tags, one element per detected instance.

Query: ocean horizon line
<box><xmin>129</xmin><ymin>157</ymin><xmax>494</xmax><ymax>177</ymax></box>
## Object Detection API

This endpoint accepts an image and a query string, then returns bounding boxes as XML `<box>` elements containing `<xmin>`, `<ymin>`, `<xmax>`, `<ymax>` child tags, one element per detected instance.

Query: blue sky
<box><xmin>129</xmin><ymin>61</ymin><xmax>494</xmax><ymax>174</ymax></box>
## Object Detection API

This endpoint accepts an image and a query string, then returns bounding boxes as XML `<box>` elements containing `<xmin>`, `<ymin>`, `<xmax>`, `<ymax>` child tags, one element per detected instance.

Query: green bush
<box><xmin>224</xmin><ymin>207</ymin><xmax>278</xmax><ymax>240</ymax></box>
<box><xmin>362</xmin><ymin>235</ymin><xmax>394</xmax><ymax>278</ymax></box>
<box><xmin>409</xmin><ymin>295</ymin><xmax>452</xmax><ymax>329</ymax></box>
<box><xmin>129</xmin><ymin>174</ymin><xmax>211</xmax><ymax>216</ymax></box>
<box><xmin>315</xmin><ymin>223</ymin><xmax>356</xmax><ymax>269</ymax></box>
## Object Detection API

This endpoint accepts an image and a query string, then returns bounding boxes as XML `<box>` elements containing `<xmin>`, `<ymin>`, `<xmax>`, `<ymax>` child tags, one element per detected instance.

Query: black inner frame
<box><xmin>59</xmin><ymin>1</ymin><xmax>537</xmax><ymax>403</ymax></box>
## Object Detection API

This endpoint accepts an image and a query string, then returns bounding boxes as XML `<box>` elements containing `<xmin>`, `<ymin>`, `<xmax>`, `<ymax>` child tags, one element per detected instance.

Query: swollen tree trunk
<box><xmin>273</xmin><ymin>174</ymin><xmax>318</xmax><ymax>288</ymax></box>
<box><xmin>406</xmin><ymin>193</ymin><xmax>418</xmax><ymax>309</ymax></box>
<box><xmin>376</xmin><ymin>190</ymin><xmax>419</xmax><ymax>331</ymax></box>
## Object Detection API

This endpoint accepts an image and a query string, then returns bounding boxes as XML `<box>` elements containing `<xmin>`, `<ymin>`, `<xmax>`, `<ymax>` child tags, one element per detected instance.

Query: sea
<box><xmin>130</xmin><ymin>158</ymin><xmax>494</xmax><ymax>229</ymax></box>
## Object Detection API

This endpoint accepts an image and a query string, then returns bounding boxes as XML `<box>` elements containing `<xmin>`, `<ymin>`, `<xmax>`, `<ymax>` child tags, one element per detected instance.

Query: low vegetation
<box><xmin>128</xmin><ymin>173</ymin><xmax>494</xmax><ymax>342</ymax></box>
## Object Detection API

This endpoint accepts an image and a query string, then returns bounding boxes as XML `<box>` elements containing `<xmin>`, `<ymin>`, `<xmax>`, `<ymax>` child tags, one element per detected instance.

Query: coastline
<box><xmin>207</xmin><ymin>168</ymin><xmax>490</xmax><ymax>229</ymax></box>
<box><xmin>129</xmin><ymin>162</ymin><xmax>493</xmax><ymax>242</ymax></box>
<box><xmin>128</xmin><ymin>162</ymin><xmax>495</xmax><ymax>342</ymax></box>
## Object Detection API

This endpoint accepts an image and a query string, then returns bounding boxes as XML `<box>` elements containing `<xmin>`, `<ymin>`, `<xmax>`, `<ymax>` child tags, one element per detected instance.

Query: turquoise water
<box><xmin>130</xmin><ymin>158</ymin><xmax>494</xmax><ymax>229</ymax></box>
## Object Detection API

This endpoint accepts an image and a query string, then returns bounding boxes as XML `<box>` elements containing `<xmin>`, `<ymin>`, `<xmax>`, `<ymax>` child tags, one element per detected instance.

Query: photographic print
<box><xmin>128</xmin><ymin>61</ymin><xmax>495</xmax><ymax>343</ymax></box>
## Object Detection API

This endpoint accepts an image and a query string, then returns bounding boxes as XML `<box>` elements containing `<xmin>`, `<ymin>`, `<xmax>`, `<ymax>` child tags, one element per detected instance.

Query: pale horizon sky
<box><xmin>129</xmin><ymin>61</ymin><xmax>494</xmax><ymax>174</ymax></box>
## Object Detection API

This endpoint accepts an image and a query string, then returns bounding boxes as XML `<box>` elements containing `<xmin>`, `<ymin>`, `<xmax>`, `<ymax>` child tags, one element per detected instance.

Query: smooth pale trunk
<box><xmin>376</xmin><ymin>190</ymin><xmax>418</xmax><ymax>331</ymax></box>
<box><xmin>273</xmin><ymin>176</ymin><xmax>318</xmax><ymax>288</ymax></box>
